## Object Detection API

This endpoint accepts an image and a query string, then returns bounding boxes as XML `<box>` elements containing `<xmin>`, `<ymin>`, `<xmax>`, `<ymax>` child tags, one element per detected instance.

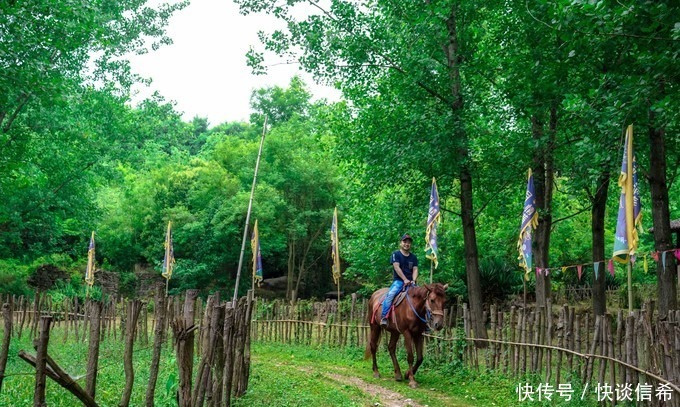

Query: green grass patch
<box><xmin>240</xmin><ymin>342</ymin><xmax>523</xmax><ymax>406</ymax></box>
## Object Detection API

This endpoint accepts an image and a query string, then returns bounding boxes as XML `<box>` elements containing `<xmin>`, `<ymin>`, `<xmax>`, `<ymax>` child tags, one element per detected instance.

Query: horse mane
<box><xmin>411</xmin><ymin>283</ymin><xmax>446</xmax><ymax>299</ymax></box>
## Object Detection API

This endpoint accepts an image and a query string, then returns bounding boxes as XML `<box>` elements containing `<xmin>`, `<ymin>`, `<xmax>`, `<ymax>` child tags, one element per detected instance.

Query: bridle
<box><xmin>405</xmin><ymin>285</ymin><xmax>444</xmax><ymax>330</ymax></box>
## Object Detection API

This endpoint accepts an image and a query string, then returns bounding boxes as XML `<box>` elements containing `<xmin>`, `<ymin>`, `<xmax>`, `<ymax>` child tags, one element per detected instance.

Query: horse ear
<box><xmin>443</xmin><ymin>284</ymin><xmax>449</xmax><ymax>290</ymax></box>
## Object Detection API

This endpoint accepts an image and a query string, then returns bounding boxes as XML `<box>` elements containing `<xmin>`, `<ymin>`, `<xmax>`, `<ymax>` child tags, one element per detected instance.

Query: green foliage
<box><xmin>0</xmin><ymin>259</ymin><xmax>32</xmax><ymax>296</ymax></box>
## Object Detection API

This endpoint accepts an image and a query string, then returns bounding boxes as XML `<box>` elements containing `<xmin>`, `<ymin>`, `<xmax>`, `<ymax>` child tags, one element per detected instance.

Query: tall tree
<box><xmin>237</xmin><ymin>0</ymin><xmax>494</xmax><ymax>340</ymax></box>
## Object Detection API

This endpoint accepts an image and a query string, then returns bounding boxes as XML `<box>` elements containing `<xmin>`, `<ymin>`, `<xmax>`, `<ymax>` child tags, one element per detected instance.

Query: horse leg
<box><xmin>412</xmin><ymin>333</ymin><xmax>424</xmax><ymax>376</ymax></box>
<box><xmin>369</xmin><ymin>324</ymin><xmax>382</xmax><ymax>378</ymax></box>
<box><xmin>403</xmin><ymin>331</ymin><xmax>418</xmax><ymax>388</ymax></box>
<box><xmin>387</xmin><ymin>332</ymin><xmax>402</xmax><ymax>381</ymax></box>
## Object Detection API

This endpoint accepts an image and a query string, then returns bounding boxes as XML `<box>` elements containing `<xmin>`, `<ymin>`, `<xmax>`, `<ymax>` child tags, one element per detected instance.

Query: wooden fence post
<box><xmin>85</xmin><ymin>300</ymin><xmax>102</xmax><ymax>399</ymax></box>
<box><xmin>0</xmin><ymin>302</ymin><xmax>13</xmax><ymax>392</ymax></box>
<box><xmin>193</xmin><ymin>294</ymin><xmax>217</xmax><ymax>407</ymax></box>
<box><xmin>173</xmin><ymin>289</ymin><xmax>199</xmax><ymax>407</ymax></box>
<box><xmin>209</xmin><ymin>302</ymin><xmax>226</xmax><ymax>407</ymax></box>
<box><xmin>119</xmin><ymin>300</ymin><xmax>142</xmax><ymax>407</ymax></box>
<box><xmin>33</xmin><ymin>316</ymin><xmax>52</xmax><ymax>407</ymax></box>
<box><xmin>146</xmin><ymin>287</ymin><xmax>167</xmax><ymax>407</ymax></box>
<box><xmin>221</xmin><ymin>302</ymin><xmax>236</xmax><ymax>407</ymax></box>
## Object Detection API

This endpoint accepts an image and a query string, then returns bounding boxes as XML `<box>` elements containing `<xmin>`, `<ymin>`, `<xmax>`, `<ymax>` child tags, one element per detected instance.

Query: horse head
<box><xmin>423</xmin><ymin>283</ymin><xmax>448</xmax><ymax>331</ymax></box>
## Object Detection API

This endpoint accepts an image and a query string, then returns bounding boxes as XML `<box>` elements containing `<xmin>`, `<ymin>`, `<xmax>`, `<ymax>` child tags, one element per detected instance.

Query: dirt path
<box><xmin>324</xmin><ymin>372</ymin><xmax>424</xmax><ymax>407</ymax></box>
<box><xmin>294</xmin><ymin>364</ymin><xmax>424</xmax><ymax>406</ymax></box>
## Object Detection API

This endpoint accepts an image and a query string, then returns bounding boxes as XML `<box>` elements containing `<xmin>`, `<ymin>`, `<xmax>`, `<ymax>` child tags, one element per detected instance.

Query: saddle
<box><xmin>372</xmin><ymin>289</ymin><xmax>409</xmax><ymax>324</ymax></box>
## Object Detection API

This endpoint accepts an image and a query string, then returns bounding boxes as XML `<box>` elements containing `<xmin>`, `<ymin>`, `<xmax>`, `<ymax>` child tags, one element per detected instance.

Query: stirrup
<box><xmin>380</xmin><ymin>318</ymin><xmax>388</xmax><ymax>327</ymax></box>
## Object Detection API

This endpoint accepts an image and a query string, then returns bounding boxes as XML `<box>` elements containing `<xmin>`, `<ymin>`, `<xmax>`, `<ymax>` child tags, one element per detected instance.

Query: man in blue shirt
<box><xmin>380</xmin><ymin>233</ymin><xmax>419</xmax><ymax>326</ymax></box>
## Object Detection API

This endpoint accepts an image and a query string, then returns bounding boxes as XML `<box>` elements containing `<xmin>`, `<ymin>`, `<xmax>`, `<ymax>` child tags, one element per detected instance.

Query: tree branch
<box><xmin>552</xmin><ymin>205</ymin><xmax>592</xmax><ymax>226</ymax></box>
<box><xmin>525</xmin><ymin>0</ymin><xmax>679</xmax><ymax>42</ymax></box>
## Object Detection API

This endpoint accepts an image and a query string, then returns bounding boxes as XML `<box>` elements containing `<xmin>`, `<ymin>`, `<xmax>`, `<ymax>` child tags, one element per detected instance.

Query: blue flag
<box><xmin>251</xmin><ymin>219</ymin><xmax>263</xmax><ymax>287</ymax></box>
<box><xmin>85</xmin><ymin>231</ymin><xmax>96</xmax><ymax>287</ymax></box>
<box><xmin>613</xmin><ymin>125</ymin><xmax>642</xmax><ymax>263</ymax></box>
<box><xmin>162</xmin><ymin>221</ymin><xmax>175</xmax><ymax>280</ymax></box>
<box><xmin>425</xmin><ymin>177</ymin><xmax>441</xmax><ymax>268</ymax></box>
<box><xmin>518</xmin><ymin>169</ymin><xmax>538</xmax><ymax>281</ymax></box>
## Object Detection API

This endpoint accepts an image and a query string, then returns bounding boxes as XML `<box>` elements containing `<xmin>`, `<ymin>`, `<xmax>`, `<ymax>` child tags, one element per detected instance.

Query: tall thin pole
<box><xmin>232</xmin><ymin>116</ymin><xmax>268</xmax><ymax>304</ymax></box>
<box><xmin>627</xmin><ymin>261</ymin><xmax>633</xmax><ymax>313</ymax></box>
<box><xmin>430</xmin><ymin>261</ymin><xmax>433</xmax><ymax>284</ymax></box>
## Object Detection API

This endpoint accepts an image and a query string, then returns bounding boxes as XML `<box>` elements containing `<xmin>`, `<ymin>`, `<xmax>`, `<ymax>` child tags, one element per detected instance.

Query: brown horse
<box><xmin>365</xmin><ymin>283</ymin><xmax>448</xmax><ymax>388</ymax></box>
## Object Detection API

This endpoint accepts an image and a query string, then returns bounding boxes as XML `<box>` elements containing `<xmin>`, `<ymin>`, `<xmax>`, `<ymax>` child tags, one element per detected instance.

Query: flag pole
<box><xmin>627</xmin><ymin>261</ymin><xmax>633</xmax><ymax>313</ymax></box>
<box><xmin>232</xmin><ymin>116</ymin><xmax>267</xmax><ymax>304</ymax></box>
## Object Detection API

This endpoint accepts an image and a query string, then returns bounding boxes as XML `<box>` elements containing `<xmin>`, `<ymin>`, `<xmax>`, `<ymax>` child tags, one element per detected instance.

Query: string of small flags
<box><xmin>533</xmin><ymin>248</ymin><xmax>680</xmax><ymax>280</ymax></box>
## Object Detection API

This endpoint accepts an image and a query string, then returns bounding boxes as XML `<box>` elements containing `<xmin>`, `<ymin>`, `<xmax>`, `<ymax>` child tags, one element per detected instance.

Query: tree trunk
<box><xmin>444</xmin><ymin>2</ymin><xmax>487</xmax><ymax>344</ymax></box>
<box><xmin>286</xmin><ymin>240</ymin><xmax>296</xmax><ymax>301</ymax></box>
<box><xmin>647</xmin><ymin>116</ymin><xmax>677</xmax><ymax>316</ymax></box>
<box><xmin>592</xmin><ymin>170</ymin><xmax>610</xmax><ymax>315</ymax></box>
<box><xmin>532</xmin><ymin>109</ymin><xmax>556</xmax><ymax>307</ymax></box>
<box><xmin>459</xmin><ymin>165</ymin><xmax>487</xmax><ymax>343</ymax></box>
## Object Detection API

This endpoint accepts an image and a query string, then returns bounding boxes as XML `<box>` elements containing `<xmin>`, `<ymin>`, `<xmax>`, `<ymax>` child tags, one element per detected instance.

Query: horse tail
<box><xmin>364</xmin><ymin>294</ymin><xmax>380</xmax><ymax>360</ymax></box>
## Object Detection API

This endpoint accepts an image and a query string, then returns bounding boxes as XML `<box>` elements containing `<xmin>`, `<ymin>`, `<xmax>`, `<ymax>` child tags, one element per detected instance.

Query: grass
<box><xmin>0</xmin><ymin>328</ymin><xmax>178</xmax><ymax>406</ymax></box>
<box><xmin>0</xmin><ymin>325</ymin><xmax>605</xmax><ymax>406</ymax></box>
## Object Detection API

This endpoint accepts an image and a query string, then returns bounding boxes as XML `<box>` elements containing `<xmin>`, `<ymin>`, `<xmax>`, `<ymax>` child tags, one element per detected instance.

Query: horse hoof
<box><xmin>409</xmin><ymin>382</ymin><xmax>418</xmax><ymax>389</ymax></box>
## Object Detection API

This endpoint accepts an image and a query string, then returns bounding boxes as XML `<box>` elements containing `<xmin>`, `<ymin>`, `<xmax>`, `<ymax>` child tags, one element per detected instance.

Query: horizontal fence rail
<box><xmin>252</xmin><ymin>295</ymin><xmax>680</xmax><ymax>406</ymax></box>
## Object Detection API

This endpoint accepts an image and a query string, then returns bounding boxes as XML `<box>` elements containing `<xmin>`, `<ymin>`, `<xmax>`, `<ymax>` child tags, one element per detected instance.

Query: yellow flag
<box><xmin>85</xmin><ymin>231</ymin><xmax>96</xmax><ymax>287</ymax></box>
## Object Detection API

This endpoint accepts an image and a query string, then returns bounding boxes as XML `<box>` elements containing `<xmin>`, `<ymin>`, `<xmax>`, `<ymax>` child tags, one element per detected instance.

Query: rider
<box><xmin>380</xmin><ymin>233</ymin><xmax>418</xmax><ymax>326</ymax></box>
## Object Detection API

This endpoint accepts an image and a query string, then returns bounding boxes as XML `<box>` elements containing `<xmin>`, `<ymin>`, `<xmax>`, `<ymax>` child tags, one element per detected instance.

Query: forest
<box><xmin>1</xmin><ymin>0</ymin><xmax>678</xmax><ymax>328</ymax></box>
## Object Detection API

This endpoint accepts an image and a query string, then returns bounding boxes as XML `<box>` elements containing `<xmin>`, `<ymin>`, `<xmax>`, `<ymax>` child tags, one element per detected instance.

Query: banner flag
<box><xmin>518</xmin><ymin>169</ymin><xmax>538</xmax><ymax>281</ymax></box>
<box><xmin>85</xmin><ymin>231</ymin><xmax>96</xmax><ymax>287</ymax></box>
<box><xmin>162</xmin><ymin>221</ymin><xmax>175</xmax><ymax>280</ymax></box>
<box><xmin>425</xmin><ymin>177</ymin><xmax>442</xmax><ymax>268</ymax></box>
<box><xmin>331</xmin><ymin>207</ymin><xmax>341</xmax><ymax>286</ymax></box>
<box><xmin>613</xmin><ymin>125</ymin><xmax>642</xmax><ymax>263</ymax></box>
<box><xmin>251</xmin><ymin>219</ymin><xmax>263</xmax><ymax>287</ymax></box>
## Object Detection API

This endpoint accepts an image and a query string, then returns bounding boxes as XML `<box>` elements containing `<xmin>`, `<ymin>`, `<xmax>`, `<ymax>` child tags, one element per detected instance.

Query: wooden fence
<box><xmin>0</xmin><ymin>288</ymin><xmax>254</xmax><ymax>407</ymax></box>
<box><xmin>252</xmin><ymin>295</ymin><xmax>680</xmax><ymax>406</ymax></box>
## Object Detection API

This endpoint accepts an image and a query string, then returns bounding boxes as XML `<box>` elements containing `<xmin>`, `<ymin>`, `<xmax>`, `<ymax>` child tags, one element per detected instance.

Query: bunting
<box><xmin>85</xmin><ymin>231</ymin><xmax>96</xmax><ymax>287</ymax></box>
<box><xmin>251</xmin><ymin>219</ymin><xmax>263</xmax><ymax>287</ymax></box>
<box><xmin>518</xmin><ymin>169</ymin><xmax>538</xmax><ymax>281</ymax></box>
<box><xmin>162</xmin><ymin>221</ymin><xmax>175</xmax><ymax>280</ymax></box>
<box><xmin>331</xmin><ymin>207</ymin><xmax>341</xmax><ymax>286</ymax></box>
<box><xmin>425</xmin><ymin>177</ymin><xmax>441</xmax><ymax>268</ymax></box>
<box><xmin>523</xmin><ymin>247</ymin><xmax>676</xmax><ymax>280</ymax></box>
